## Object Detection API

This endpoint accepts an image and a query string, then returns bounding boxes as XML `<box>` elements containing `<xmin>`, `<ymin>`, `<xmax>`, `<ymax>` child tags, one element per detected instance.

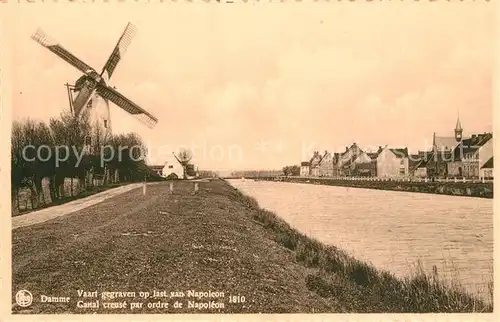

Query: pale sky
<box><xmin>3</xmin><ymin>3</ymin><xmax>494</xmax><ymax>172</ymax></box>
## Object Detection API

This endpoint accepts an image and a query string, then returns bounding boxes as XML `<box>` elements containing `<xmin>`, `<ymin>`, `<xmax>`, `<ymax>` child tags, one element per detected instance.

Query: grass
<box><xmin>228</xmin><ymin>180</ymin><xmax>493</xmax><ymax>313</ymax></box>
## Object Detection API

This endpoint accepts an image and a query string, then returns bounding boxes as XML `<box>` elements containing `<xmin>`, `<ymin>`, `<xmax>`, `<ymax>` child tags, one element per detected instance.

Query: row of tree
<box><xmin>11</xmin><ymin>110</ymin><xmax>161</xmax><ymax>213</ymax></box>
<box><xmin>282</xmin><ymin>165</ymin><xmax>300</xmax><ymax>176</ymax></box>
<box><xmin>229</xmin><ymin>169</ymin><xmax>284</xmax><ymax>178</ymax></box>
<box><xmin>197</xmin><ymin>170</ymin><xmax>219</xmax><ymax>178</ymax></box>
<box><xmin>227</xmin><ymin>166</ymin><xmax>300</xmax><ymax>179</ymax></box>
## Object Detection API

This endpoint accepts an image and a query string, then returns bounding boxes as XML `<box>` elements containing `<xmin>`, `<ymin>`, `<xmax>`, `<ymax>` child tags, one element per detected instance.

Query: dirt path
<box><xmin>12</xmin><ymin>183</ymin><xmax>144</xmax><ymax>230</ymax></box>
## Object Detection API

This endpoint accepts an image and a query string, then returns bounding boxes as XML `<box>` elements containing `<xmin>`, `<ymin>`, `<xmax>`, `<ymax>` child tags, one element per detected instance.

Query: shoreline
<box><xmin>243</xmin><ymin>176</ymin><xmax>494</xmax><ymax>199</ymax></box>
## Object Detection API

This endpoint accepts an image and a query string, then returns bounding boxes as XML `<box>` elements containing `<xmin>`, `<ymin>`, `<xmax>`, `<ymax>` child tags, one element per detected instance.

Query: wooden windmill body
<box><xmin>65</xmin><ymin>83</ymin><xmax>113</xmax><ymax>154</ymax></box>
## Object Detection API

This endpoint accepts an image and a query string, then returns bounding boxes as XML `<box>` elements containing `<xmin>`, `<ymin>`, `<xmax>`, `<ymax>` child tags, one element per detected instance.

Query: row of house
<box><xmin>300</xmin><ymin>117</ymin><xmax>494</xmax><ymax>179</ymax></box>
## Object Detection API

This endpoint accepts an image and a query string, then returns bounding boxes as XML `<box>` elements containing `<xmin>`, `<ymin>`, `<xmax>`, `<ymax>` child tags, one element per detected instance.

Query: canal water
<box><xmin>228</xmin><ymin>179</ymin><xmax>493</xmax><ymax>302</ymax></box>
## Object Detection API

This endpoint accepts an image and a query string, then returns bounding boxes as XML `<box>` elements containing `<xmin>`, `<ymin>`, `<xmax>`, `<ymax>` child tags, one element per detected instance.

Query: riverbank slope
<box><xmin>253</xmin><ymin>177</ymin><xmax>493</xmax><ymax>199</ymax></box>
<box><xmin>12</xmin><ymin>179</ymin><xmax>492</xmax><ymax>313</ymax></box>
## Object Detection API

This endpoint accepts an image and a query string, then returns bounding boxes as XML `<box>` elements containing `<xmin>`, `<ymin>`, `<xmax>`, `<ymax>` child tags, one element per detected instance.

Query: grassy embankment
<box><xmin>12</xmin><ymin>179</ymin><xmax>492</xmax><ymax>313</ymax></box>
<box><xmin>255</xmin><ymin>177</ymin><xmax>493</xmax><ymax>199</ymax></box>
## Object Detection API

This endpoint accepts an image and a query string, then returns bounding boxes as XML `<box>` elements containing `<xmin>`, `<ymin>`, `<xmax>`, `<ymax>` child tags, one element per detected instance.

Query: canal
<box><xmin>228</xmin><ymin>179</ymin><xmax>493</xmax><ymax>302</ymax></box>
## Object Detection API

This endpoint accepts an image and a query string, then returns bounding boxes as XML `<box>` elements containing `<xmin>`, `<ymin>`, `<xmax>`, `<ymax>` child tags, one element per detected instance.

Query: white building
<box><xmin>376</xmin><ymin>147</ymin><xmax>409</xmax><ymax>178</ymax></box>
<box><xmin>162</xmin><ymin>153</ymin><xmax>184</xmax><ymax>179</ymax></box>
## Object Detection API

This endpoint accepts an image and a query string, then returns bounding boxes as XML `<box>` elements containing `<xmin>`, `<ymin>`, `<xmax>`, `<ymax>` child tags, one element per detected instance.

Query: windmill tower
<box><xmin>31</xmin><ymin>22</ymin><xmax>158</xmax><ymax>155</ymax></box>
<box><xmin>65</xmin><ymin>82</ymin><xmax>113</xmax><ymax>153</ymax></box>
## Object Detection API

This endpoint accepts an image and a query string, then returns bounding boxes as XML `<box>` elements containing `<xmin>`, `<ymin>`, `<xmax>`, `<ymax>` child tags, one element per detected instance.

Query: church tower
<box><xmin>454</xmin><ymin>115</ymin><xmax>463</xmax><ymax>142</ymax></box>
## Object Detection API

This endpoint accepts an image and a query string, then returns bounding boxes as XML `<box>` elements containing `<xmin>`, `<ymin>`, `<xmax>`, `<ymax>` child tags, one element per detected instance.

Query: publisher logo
<box><xmin>15</xmin><ymin>290</ymin><xmax>33</xmax><ymax>307</ymax></box>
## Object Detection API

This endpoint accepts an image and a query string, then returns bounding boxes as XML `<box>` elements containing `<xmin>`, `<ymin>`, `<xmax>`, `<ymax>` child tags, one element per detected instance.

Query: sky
<box><xmin>3</xmin><ymin>2</ymin><xmax>494</xmax><ymax>173</ymax></box>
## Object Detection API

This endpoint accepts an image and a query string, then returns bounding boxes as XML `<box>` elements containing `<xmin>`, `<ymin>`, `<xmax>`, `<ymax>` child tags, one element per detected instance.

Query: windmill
<box><xmin>31</xmin><ymin>22</ymin><xmax>158</xmax><ymax>152</ymax></box>
<box><xmin>31</xmin><ymin>22</ymin><xmax>158</xmax><ymax>186</ymax></box>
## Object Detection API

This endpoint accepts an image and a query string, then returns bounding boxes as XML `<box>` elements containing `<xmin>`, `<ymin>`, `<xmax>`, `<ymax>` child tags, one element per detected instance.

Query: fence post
<box><xmin>194</xmin><ymin>182</ymin><xmax>199</xmax><ymax>194</ymax></box>
<box><xmin>462</xmin><ymin>177</ymin><xmax>466</xmax><ymax>183</ymax></box>
<box><xmin>169</xmin><ymin>182</ymin><xmax>174</xmax><ymax>194</ymax></box>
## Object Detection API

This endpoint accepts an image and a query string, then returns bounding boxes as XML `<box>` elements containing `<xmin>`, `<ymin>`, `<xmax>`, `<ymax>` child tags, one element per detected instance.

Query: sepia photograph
<box><xmin>1</xmin><ymin>1</ymin><xmax>495</xmax><ymax>318</ymax></box>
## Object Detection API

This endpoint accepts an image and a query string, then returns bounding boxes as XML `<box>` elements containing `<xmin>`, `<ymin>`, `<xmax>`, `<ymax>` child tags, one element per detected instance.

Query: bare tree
<box><xmin>175</xmin><ymin>148</ymin><xmax>193</xmax><ymax>179</ymax></box>
<box><xmin>177</xmin><ymin>148</ymin><xmax>193</xmax><ymax>165</ymax></box>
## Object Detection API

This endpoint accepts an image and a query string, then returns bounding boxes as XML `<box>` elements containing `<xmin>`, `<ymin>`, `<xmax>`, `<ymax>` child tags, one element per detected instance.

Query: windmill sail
<box><xmin>73</xmin><ymin>82</ymin><xmax>97</xmax><ymax>117</ymax></box>
<box><xmin>101</xmin><ymin>23</ymin><xmax>137</xmax><ymax>81</ymax></box>
<box><xmin>32</xmin><ymin>22</ymin><xmax>159</xmax><ymax>131</ymax></box>
<box><xmin>96</xmin><ymin>85</ymin><xmax>158</xmax><ymax>128</ymax></box>
<box><xmin>31</xmin><ymin>29</ymin><xmax>93</xmax><ymax>74</ymax></box>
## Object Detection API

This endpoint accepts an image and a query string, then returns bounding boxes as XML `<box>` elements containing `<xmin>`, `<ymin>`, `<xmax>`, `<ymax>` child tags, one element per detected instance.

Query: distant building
<box><xmin>412</xmin><ymin>160</ymin><xmax>428</xmax><ymax>178</ymax></box>
<box><xmin>309</xmin><ymin>151</ymin><xmax>323</xmax><ymax>177</ymax></box>
<box><xmin>376</xmin><ymin>147</ymin><xmax>409</xmax><ymax>178</ymax></box>
<box><xmin>447</xmin><ymin>133</ymin><xmax>493</xmax><ymax>178</ymax></box>
<box><xmin>295</xmin><ymin>113</ymin><xmax>492</xmax><ymax>180</ymax></box>
<box><xmin>352</xmin><ymin>146</ymin><xmax>382</xmax><ymax>177</ymax></box>
<box><xmin>423</xmin><ymin>116</ymin><xmax>494</xmax><ymax>179</ymax></box>
<box><xmin>300</xmin><ymin>161</ymin><xmax>310</xmax><ymax>176</ymax></box>
<box><xmin>337</xmin><ymin>143</ymin><xmax>363</xmax><ymax>176</ymax></box>
<box><xmin>318</xmin><ymin>151</ymin><xmax>334</xmax><ymax>176</ymax></box>
<box><xmin>162</xmin><ymin>153</ymin><xmax>184</xmax><ymax>179</ymax></box>
<box><xmin>426</xmin><ymin>116</ymin><xmax>463</xmax><ymax>178</ymax></box>
<box><xmin>409</xmin><ymin>153</ymin><xmax>427</xmax><ymax>178</ymax></box>
<box><xmin>478</xmin><ymin>138</ymin><xmax>494</xmax><ymax>179</ymax></box>
<box><xmin>481</xmin><ymin>157</ymin><xmax>493</xmax><ymax>179</ymax></box>
<box><xmin>148</xmin><ymin>165</ymin><xmax>164</xmax><ymax>177</ymax></box>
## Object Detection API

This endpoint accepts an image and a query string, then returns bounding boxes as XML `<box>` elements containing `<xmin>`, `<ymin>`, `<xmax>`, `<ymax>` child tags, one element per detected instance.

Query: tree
<box><xmin>176</xmin><ymin>148</ymin><xmax>193</xmax><ymax>179</ymax></box>
<box><xmin>185</xmin><ymin>164</ymin><xmax>197</xmax><ymax>177</ymax></box>
<box><xmin>11</xmin><ymin>118</ymin><xmax>55</xmax><ymax>208</ymax></box>
<box><xmin>48</xmin><ymin>110</ymin><xmax>93</xmax><ymax>199</ymax></box>
<box><xmin>10</xmin><ymin>108</ymin><xmax>156</xmax><ymax>214</ymax></box>
<box><xmin>282</xmin><ymin>165</ymin><xmax>300</xmax><ymax>176</ymax></box>
<box><xmin>107</xmin><ymin>132</ymin><xmax>147</xmax><ymax>182</ymax></box>
<box><xmin>177</xmin><ymin>148</ymin><xmax>193</xmax><ymax>165</ymax></box>
<box><xmin>11</xmin><ymin>120</ymin><xmax>28</xmax><ymax>211</ymax></box>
